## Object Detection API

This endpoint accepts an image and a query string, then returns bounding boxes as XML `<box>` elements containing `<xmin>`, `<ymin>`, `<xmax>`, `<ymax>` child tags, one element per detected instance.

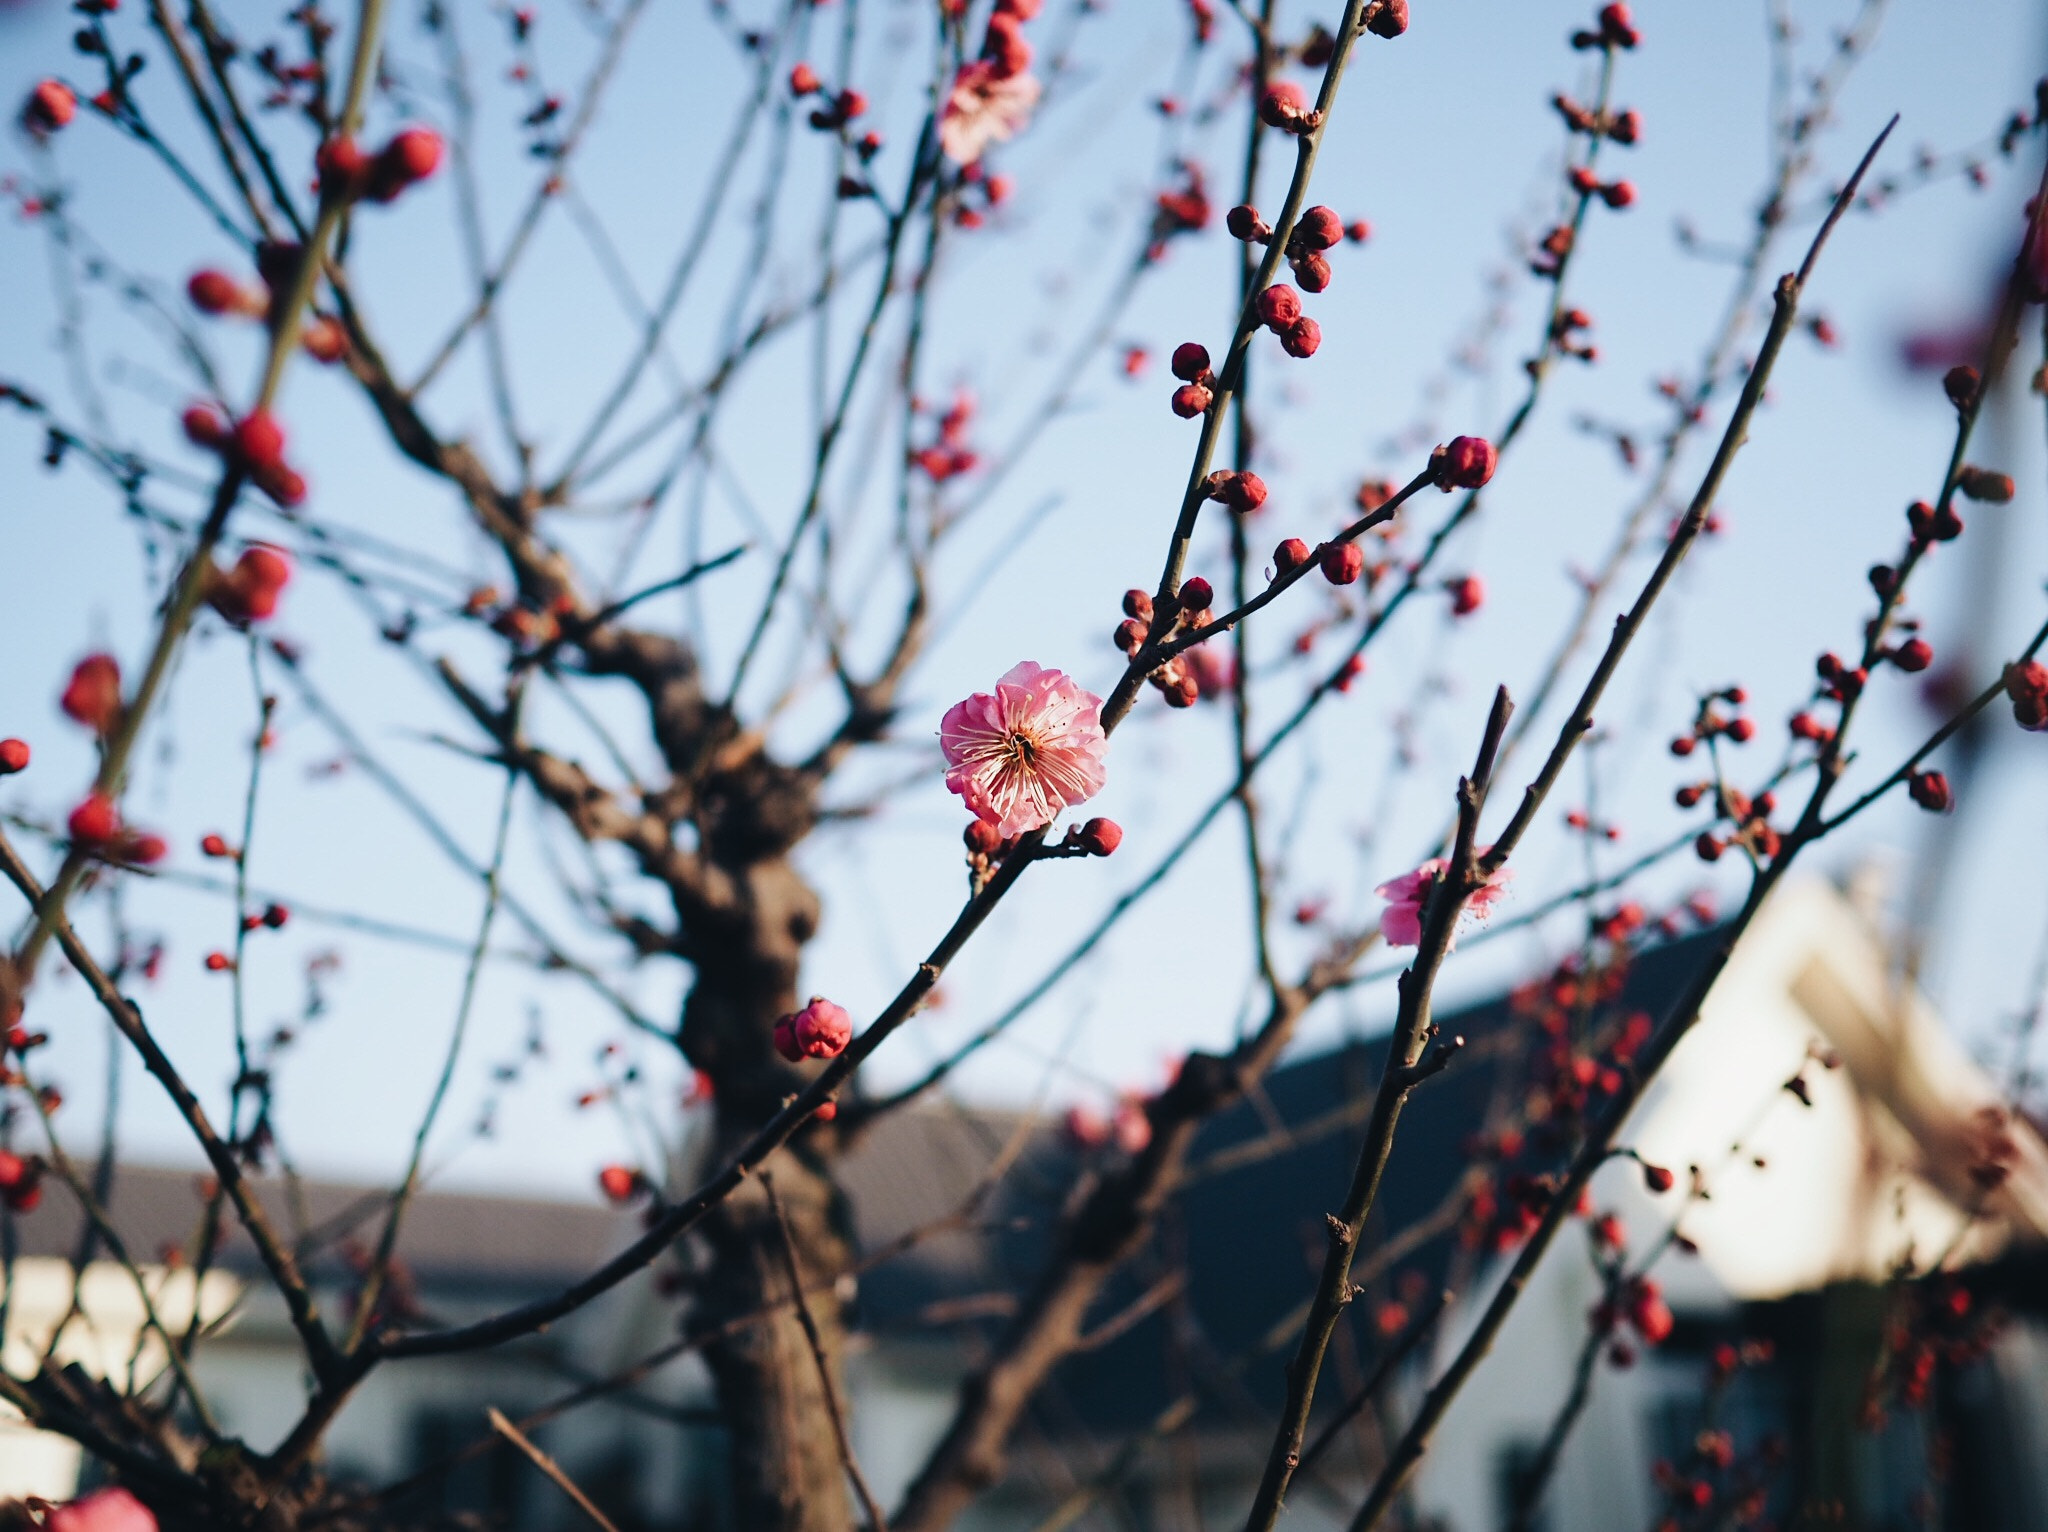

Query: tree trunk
<box><xmin>680</xmin><ymin>847</ymin><xmax>857</xmax><ymax>1532</ymax></box>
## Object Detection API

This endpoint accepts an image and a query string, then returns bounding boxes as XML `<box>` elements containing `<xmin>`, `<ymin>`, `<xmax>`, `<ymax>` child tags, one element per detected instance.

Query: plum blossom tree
<box><xmin>1</xmin><ymin>0</ymin><xmax>2047</xmax><ymax>1529</ymax></box>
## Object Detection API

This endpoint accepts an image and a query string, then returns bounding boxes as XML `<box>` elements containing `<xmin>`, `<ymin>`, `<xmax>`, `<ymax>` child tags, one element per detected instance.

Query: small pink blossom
<box><xmin>48</xmin><ymin>1489</ymin><xmax>157</xmax><ymax>1532</ymax></box>
<box><xmin>1376</xmin><ymin>857</ymin><xmax>1510</xmax><ymax>948</ymax></box>
<box><xmin>939</xmin><ymin>61</ymin><xmax>1041</xmax><ymax>165</ymax></box>
<box><xmin>941</xmin><ymin>661</ymin><xmax>1107</xmax><ymax>837</ymax></box>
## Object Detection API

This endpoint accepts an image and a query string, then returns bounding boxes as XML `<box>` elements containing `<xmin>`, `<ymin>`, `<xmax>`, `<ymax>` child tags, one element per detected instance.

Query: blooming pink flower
<box><xmin>941</xmin><ymin>661</ymin><xmax>1108</xmax><ymax>836</ymax></box>
<box><xmin>48</xmin><ymin>1489</ymin><xmax>157</xmax><ymax>1532</ymax></box>
<box><xmin>1376</xmin><ymin>856</ymin><xmax>1511</xmax><ymax>948</ymax></box>
<box><xmin>939</xmin><ymin>61</ymin><xmax>1041</xmax><ymax>164</ymax></box>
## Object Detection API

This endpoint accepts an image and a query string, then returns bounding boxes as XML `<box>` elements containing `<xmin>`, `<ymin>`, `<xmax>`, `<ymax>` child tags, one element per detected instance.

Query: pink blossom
<box><xmin>1376</xmin><ymin>857</ymin><xmax>1510</xmax><ymax>948</ymax></box>
<box><xmin>941</xmin><ymin>661</ymin><xmax>1107</xmax><ymax>837</ymax></box>
<box><xmin>939</xmin><ymin>61</ymin><xmax>1041</xmax><ymax>165</ymax></box>
<box><xmin>48</xmin><ymin>1489</ymin><xmax>157</xmax><ymax>1532</ymax></box>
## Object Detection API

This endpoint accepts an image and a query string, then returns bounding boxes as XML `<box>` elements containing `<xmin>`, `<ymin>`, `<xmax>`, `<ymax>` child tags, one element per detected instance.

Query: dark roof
<box><xmin>4</xmin><ymin>1164</ymin><xmax>640</xmax><ymax>1298</ymax></box>
<box><xmin>843</xmin><ymin>926</ymin><xmax>1730</xmax><ymax>1436</ymax></box>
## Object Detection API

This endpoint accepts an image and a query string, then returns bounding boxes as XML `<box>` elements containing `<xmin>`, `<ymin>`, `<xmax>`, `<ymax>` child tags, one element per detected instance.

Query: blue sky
<box><xmin>1</xmin><ymin>0</ymin><xmax>2046</xmax><ymax>1201</ymax></box>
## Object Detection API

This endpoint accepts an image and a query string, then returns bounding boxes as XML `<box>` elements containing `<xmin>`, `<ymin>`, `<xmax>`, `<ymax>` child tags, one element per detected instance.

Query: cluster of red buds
<box><xmin>1861</xmin><ymin>1273</ymin><xmax>2003</xmax><ymax>1430</ymax></box>
<box><xmin>1064</xmin><ymin>1093</ymin><xmax>1154</xmax><ymax>1154</ymax></box>
<box><xmin>182</xmin><ymin>404</ymin><xmax>307</xmax><ymax>508</ymax></box>
<box><xmin>187</xmin><ymin>259</ymin><xmax>348</xmax><ymax>366</ymax></box>
<box><xmin>911</xmin><ymin>391</ymin><xmax>979</xmax><ymax>482</ymax></box>
<box><xmin>0</xmin><ymin>1153</ymin><xmax>44</xmax><ymax>1215</ymax></box>
<box><xmin>1589</xmin><ymin>1273</ymin><xmax>1674</xmax><ymax>1350</ymax></box>
<box><xmin>1567</xmin><ymin>164</ymin><xmax>1637</xmax><ymax>209</ymax></box>
<box><xmin>206</xmin><ymin>545</ymin><xmax>292</xmax><ymax>625</ymax></box>
<box><xmin>1530</xmin><ymin>223</ymin><xmax>1575</xmax><ymax>280</ymax></box>
<box><xmin>1646</xmin><ymin>1415</ymin><xmax>1779</xmax><ymax>1532</ymax></box>
<box><xmin>240</xmin><ymin>902</ymin><xmax>291</xmax><ymax>935</ymax></box>
<box><xmin>1552</xmin><ymin>94</ymin><xmax>1642</xmax><ymax>145</ymax></box>
<box><xmin>1548</xmin><ymin>306</ymin><xmax>1598</xmax><ymax>365</ymax></box>
<box><xmin>1430</xmin><ymin>435</ymin><xmax>1498</xmax><ymax>492</ymax></box>
<box><xmin>771</xmin><ymin>996</ymin><xmax>853</xmax><ymax>1063</ymax></box>
<box><xmin>22</xmin><ymin>79</ymin><xmax>77</xmax><ymax>136</ymax></box>
<box><xmin>1201</xmin><ymin>467</ymin><xmax>1268</xmax><ymax>514</ymax></box>
<box><xmin>315</xmin><ymin>126</ymin><xmax>444</xmax><ymax>206</ymax></box>
<box><xmin>1224</xmin><ymin>203</ymin><xmax>1347</xmax><ymax>293</ymax></box>
<box><xmin>1146</xmin><ymin>161</ymin><xmax>1211</xmax><ymax>259</ymax></box>
<box><xmin>952</xmin><ymin>162</ymin><xmax>1011</xmax><ymax>228</ymax></box>
<box><xmin>1668</xmin><ymin>685</ymin><xmax>1754</xmax><ymax>757</ymax></box>
<box><xmin>1168</xmin><ymin>341</ymin><xmax>1215</xmax><ymax>417</ymax></box>
<box><xmin>1691</xmin><ymin>784</ymin><xmax>1779</xmax><ymax>865</ymax></box>
<box><xmin>67</xmin><ymin>791</ymin><xmax>165</xmax><ymax>866</ymax></box>
<box><xmin>1254</xmin><ymin>282</ymin><xmax>1320</xmax><ymax>358</ymax></box>
<box><xmin>1563</xmin><ymin>807</ymin><xmax>1623</xmax><ymax>843</ymax></box>
<box><xmin>2005</xmin><ymin>658</ymin><xmax>2048</xmax><ymax>731</ymax></box>
<box><xmin>1572</xmin><ymin>2</ymin><xmax>1640</xmax><ymax>51</ymax></box>
<box><xmin>486</xmin><ymin>590</ymin><xmax>578</xmax><ymax>652</ymax></box>
<box><xmin>1113</xmin><ymin>584</ymin><xmax>1212</xmax><ymax>707</ymax></box>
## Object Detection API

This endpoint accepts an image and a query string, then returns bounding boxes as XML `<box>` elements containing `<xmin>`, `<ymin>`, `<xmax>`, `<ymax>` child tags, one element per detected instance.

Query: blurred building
<box><xmin>1</xmin><ymin>878</ymin><xmax>2043</xmax><ymax>1531</ymax></box>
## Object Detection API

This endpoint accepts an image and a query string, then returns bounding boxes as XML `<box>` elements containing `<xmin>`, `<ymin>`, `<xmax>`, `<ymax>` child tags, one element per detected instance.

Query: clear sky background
<box><xmin>1</xmin><ymin>0</ymin><xmax>2046</xmax><ymax>1203</ymax></box>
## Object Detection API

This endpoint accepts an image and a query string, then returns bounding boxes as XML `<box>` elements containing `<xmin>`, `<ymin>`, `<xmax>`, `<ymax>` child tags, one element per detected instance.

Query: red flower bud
<box><xmin>1254</xmin><ymin>284</ymin><xmax>1302</xmax><ymax>330</ymax></box>
<box><xmin>1321</xmin><ymin>542</ymin><xmax>1364</xmax><ymax>585</ymax></box>
<box><xmin>1345</xmin><ymin>219</ymin><xmax>1371</xmax><ymax>243</ymax></box>
<box><xmin>1225</xmin><ymin>204</ymin><xmax>1267</xmax><ymax>242</ymax></box>
<box><xmin>68</xmin><ymin>793</ymin><xmax>120</xmax><ymax>848</ymax></box>
<box><xmin>61</xmin><ymin>654</ymin><xmax>122</xmax><ymax>735</ymax></box>
<box><xmin>775</xmin><ymin>996</ymin><xmax>853</xmax><ymax>1062</ymax></box>
<box><xmin>1957</xmin><ymin>466</ymin><xmax>2015</xmax><ymax>503</ymax></box>
<box><xmin>1258</xmin><ymin>82</ymin><xmax>1306</xmax><ymax>129</ymax></box>
<box><xmin>1170</xmin><ymin>341</ymin><xmax>1211</xmax><ymax>381</ymax></box>
<box><xmin>1291</xmin><ymin>251</ymin><xmax>1332</xmax><ymax>293</ymax></box>
<box><xmin>789</xmin><ymin>62</ymin><xmax>821</xmax><ymax>95</ymax></box>
<box><xmin>598</xmin><ymin>1164</ymin><xmax>640</xmax><ymax>1203</ymax></box>
<box><xmin>1180</xmin><ymin>576</ymin><xmax>1213</xmax><ymax>612</ymax></box>
<box><xmin>182</xmin><ymin>403</ymin><xmax>229</xmax><ymax>450</ymax></box>
<box><xmin>1279</xmin><ymin>316</ymin><xmax>1321</xmax><ymax>358</ymax></box>
<box><xmin>1294</xmin><ymin>205</ymin><xmax>1343</xmax><ymax>251</ymax></box>
<box><xmin>233</xmin><ymin>409</ymin><xmax>286</xmax><ymax>471</ymax></box>
<box><xmin>1891</xmin><ymin>637</ymin><xmax>1933</xmax><ymax>672</ymax></box>
<box><xmin>0</xmin><ymin>740</ymin><xmax>27</xmax><ymax>775</ymax></box>
<box><xmin>1122</xmin><ymin>589</ymin><xmax>1153</xmax><ymax>622</ymax></box>
<box><xmin>1641</xmin><ymin>1160</ymin><xmax>1674</xmax><ymax>1193</ymax></box>
<box><xmin>1274</xmin><ymin>537</ymin><xmax>1310</xmax><ymax>576</ymax></box>
<box><xmin>1908</xmin><ymin>770</ymin><xmax>1952</xmax><ymax>813</ymax></box>
<box><xmin>1078</xmin><ymin>817</ymin><xmax>1123</xmax><ymax>855</ymax></box>
<box><xmin>1219</xmin><ymin>471</ymin><xmax>1267</xmax><ymax>514</ymax></box>
<box><xmin>301</xmin><ymin>316</ymin><xmax>347</xmax><ymax>364</ymax></box>
<box><xmin>1361</xmin><ymin>0</ymin><xmax>1408</xmax><ymax>38</ymax></box>
<box><xmin>1434</xmin><ymin>435</ymin><xmax>1497</xmax><ymax>491</ymax></box>
<box><xmin>1171</xmin><ymin>382</ymin><xmax>1213</xmax><ymax>418</ymax></box>
<box><xmin>370</xmin><ymin>127</ymin><xmax>444</xmax><ymax>201</ymax></box>
<box><xmin>188</xmin><ymin>269</ymin><xmax>256</xmax><ymax>317</ymax></box>
<box><xmin>315</xmin><ymin>134</ymin><xmax>370</xmax><ymax>200</ymax></box>
<box><xmin>1725</xmin><ymin>717</ymin><xmax>1755</xmax><ymax>743</ymax></box>
<box><xmin>26</xmin><ymin>80</ymin><xmax>78</xmax><ymax>133</ymax></box>
<box><xmin>1600</xmin><ymin>179</ymin><xmax>1637</xmax><ymax>209</ymax></box>
<box><xmin>1608</xmin><ymin>107</ymin><xmax>1642</xmax><ymax>145</ymax></box>
<box><xmin>1448</xmin><ymin>575</ymin><xmax>1484</xmax><ymax>616</ymax></box>
<box><xmin>1942</xmin><ymin>365</ymin><xmax>1980</xmax><ymax>411</ymax></box>
<box><xmin>1598</xmin><ymin>3</ymin><xmax>1640</xmax><ymax>48</ymax></box>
